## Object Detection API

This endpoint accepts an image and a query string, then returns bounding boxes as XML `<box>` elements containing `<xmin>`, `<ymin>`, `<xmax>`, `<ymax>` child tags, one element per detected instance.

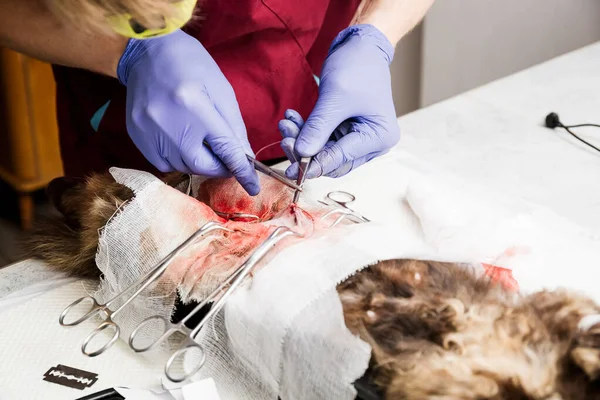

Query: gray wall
<box><xmin>391</xmin><ymin>0</ymin><xmax>600</xmax><ymax>115</ymax></box>
<box><xmin>390</xmin><ymin>24</ymin><xmax>423</xmax><ymax>116</ymax></box>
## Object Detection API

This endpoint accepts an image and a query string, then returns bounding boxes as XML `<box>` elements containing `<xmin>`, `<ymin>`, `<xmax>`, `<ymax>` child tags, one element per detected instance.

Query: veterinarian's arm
<box><xmin>0</xmin><ymin>0</ymin><xmax>259</xmax><ymax>193</ymax></box>
<box><xmin>352</xmin><ymin>0</ymin><xmax>435</xmax><ymax>45</ymax></box>
<box><xmin>0</xmin><ymin>0</ymin><xmax>126</xmax><ymax>77</ymax></box>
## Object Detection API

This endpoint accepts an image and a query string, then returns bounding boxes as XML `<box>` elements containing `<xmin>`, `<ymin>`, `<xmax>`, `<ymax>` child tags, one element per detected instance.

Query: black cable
<box><xmin>561</xmin><ymin>125</ymin><xmax>600</xmax><ymax>152</ymax></box>
<box><xmin>544</xmin><ymin>112</ymin><xmax>600</xmax><ymax>153</ymax></box>
<box><xmin>563</xmin><ymin>123</ymin><xmax>600</xmax><ymax>129</ymax></box>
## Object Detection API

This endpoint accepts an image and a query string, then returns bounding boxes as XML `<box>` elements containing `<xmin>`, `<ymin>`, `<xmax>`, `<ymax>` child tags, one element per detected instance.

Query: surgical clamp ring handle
<box><xmin>59</xmin><ymin>221</ymin><xmax>231</xmax><ymax>357</ymax></box>
<box><xmin>130</xmin><ymin>226</ymin><xmax>300</xmax><ymax>383</ymax></box>
<box><xmin>327</xmin><ymin>191</ymin><xmax>356</xmax><ymax>208</ymax></box>
<box><xmin>319</xmin><ymin>191</ymin><xmax>370</xmax><ymax>226</ymax></box>
<box><xmin>128</xmin><ymin>255</ymin><xmax>247</xmax><ymax>353</ymax></box>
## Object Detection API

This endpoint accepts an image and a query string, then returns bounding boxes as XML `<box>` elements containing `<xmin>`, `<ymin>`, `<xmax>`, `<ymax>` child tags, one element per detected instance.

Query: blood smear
<box><xmin>162</xmin><ymin>175</ymin><xmax>336</xmax><ymax>302</ymax></box>
<box><xmin>198</xmin><ymin>175</ymin><xmax>292</xmax><ymax>221</ymax></box>
<box><xmin>481</xmin><ymin>263</ymin><xmax>519</xmax><ymax>292</ymax></box>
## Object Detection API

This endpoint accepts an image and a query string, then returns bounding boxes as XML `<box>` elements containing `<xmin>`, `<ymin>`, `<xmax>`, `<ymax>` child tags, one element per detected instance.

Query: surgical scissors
<box><xmin>319</xmin><ymin>191</ymin><xmax>370</xmax><ymax>227</ymax></box>
<box><xmin>129</xmin><ymin>226</ymin><xmax>301</xmax><ymax>382</ymax></box>
<box><xmin>59</xmin><ymin>221</ymin><xmax>231</xmax><ymax>357</ymax></box>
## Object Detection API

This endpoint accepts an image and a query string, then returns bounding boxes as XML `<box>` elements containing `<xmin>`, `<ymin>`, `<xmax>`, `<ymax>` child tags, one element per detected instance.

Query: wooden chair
<box><xmin>0</xmin><ymin>47</ymin><xmax>64</xmax><ymax>230</ymax></box>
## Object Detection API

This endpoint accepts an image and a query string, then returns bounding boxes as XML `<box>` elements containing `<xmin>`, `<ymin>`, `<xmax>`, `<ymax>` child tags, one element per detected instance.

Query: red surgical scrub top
<box><xmin>52</xmin><ymin>0</ymin><xmax>360</xmax><ymax>178</ymax></box>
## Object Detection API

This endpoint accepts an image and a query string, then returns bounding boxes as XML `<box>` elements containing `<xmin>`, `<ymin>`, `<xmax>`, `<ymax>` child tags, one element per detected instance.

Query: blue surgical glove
<box><xmin>117</xmin><ymin>29</ymin><xmax>259</xmax><ymax>195</ymax></box>
<box><xmin>283</xmin><ymin>24</ymin><xmax>399</xmax><ymax>180</ymax></box>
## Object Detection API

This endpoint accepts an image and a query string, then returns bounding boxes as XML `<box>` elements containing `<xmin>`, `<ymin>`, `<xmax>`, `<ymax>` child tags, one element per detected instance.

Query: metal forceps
<box><xmin>128</xmin><ymin>226</ymin><xmax>301</xmax><ymax>382</ymax></box>
<box><xmin>202</xmin><ymin>141</ymin><xmax>301</xmax><ymax>192</ymax></box>
<box><xmin>214</xmin><ymin>211</ymin><xmax>260</xmax><ymax>222</ymax></box>
<box><xmin>247</xmin><ymin>155</ymin><xmax>303</xmax><ymax>192</ymax></box>
<box><xmin>319</xmin><ymin>191</ymin><xmax>371</xmax><ymax>227</ymax></box>
<box><xmin>59</xmin><ymin>221</ymin><xmax>231</xmax><ymax>357</ymax></box>
<box><xmin>292</xmin><ymin>157</ymin><xmax>312</xmax><ymax>204</ymax></box>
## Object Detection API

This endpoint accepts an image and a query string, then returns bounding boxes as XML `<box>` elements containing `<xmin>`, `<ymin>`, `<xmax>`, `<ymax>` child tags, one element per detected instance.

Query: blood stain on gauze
<box><xmin>198</xmin><ymin>174</ymin><xmax>293</xmax><ymax>221</ymax></box>
<box><xmin>175</xmin><ymin>223</ymin><xmax>277</xmax><ymax>301</ymax></box>
<box><xmin>481</xmin><ymin>263</ymin><xmax>519</xmax><ymax>292</ymax></box>
<box><xmin>174</xmin><ymin>206</ymin><xmax>330</xmax><ymax>302</ymax></box>
<box><xmin>478</xmin><ymin>246</ymin><xmax>527</xmax><ymax>292</ymax></box>
<box><xmin>141</xmin><ymin>174</ymin><xmax>352</xmax><ymax>303</ymax></box>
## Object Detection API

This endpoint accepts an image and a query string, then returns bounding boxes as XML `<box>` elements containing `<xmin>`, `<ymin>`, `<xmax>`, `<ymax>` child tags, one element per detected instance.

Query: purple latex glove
<box><xmin>283</xmin><ymin>24</ymin><xmax>399</xmax><ymax>180</ymax></box>
<box><xmin>117</xmin><ymin>29</ymin><xmax>259</xmax><ymax>195</ymax></box>
<box><xmin>278</xmin><ymin>110</ymin><xmax>304</xmax><ymax>163</ymax></box>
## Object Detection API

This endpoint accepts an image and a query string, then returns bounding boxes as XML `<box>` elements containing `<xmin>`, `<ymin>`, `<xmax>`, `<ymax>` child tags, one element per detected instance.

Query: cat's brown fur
<box><xmin>23</xmin><ymin>173</ymin><xmax>600</xmax><ymax>399</ymax></box>
<box><xmin>22</xmin><ymin>172</ymin><xmax>188</xmax><ymax>278</ymax></box>
<box><xmin>339</xmin><ymin>260</ymin><xmax>600</xmax><ymax>399</ymax></box>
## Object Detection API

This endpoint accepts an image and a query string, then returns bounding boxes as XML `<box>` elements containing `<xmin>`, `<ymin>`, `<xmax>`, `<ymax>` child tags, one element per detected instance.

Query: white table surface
<box><xmin>398</xmin><ymin>41</ymin><xmax>600</xmax><ymax>232</ymax></box>
<box><xmin>2</xmin><ymin>41</ymin><xmax>600</xmax><ymax>297</ymax></box>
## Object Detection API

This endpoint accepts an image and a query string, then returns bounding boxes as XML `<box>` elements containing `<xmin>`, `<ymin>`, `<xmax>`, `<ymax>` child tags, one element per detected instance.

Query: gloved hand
<box><xmin>282</xmin><ymin>24</ymin><xmax>400</xmax><ymax>180</ymax></box>
<box><xmin>117</xmin><ymin>29</ymin><xmax>259</xmax><ymax>195</ymax></box>
<box><xmin>278</xmin><ymin>109</ymin><xmax>304</xmax><ymax>164</ymax></box>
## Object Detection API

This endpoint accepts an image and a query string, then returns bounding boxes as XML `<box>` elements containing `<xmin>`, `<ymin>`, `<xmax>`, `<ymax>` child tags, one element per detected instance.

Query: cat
<box><xmin>23</xmin><ymin>172</ymin><xmax>600</xmax><ymax>399</ymax></box>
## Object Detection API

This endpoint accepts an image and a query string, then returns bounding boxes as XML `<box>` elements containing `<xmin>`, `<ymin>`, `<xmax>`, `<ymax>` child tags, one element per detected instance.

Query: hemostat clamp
<box><xmin>58</xmin><ymin>192</ymin><xmax>370</xmax><ymax>382</ymax></box>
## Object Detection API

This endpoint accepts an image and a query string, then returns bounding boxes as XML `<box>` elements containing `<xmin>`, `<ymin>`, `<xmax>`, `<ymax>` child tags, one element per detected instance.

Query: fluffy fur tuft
<box><xmin>22</xmin><ymin>172</ymin><xmax>189</xmax><ymax>278</ymax></box>
<box><xmin>22</xmin><ymin>174</ymin><xmax>133</xmax><ymax>277</ymax></box>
